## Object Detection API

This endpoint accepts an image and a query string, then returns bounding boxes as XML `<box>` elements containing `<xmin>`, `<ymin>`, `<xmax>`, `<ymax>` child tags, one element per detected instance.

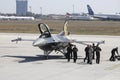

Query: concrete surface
<box><xmin>0</xmin><ymin>33</ymin><xmax>120</xmax><ymax>80</ymax></box>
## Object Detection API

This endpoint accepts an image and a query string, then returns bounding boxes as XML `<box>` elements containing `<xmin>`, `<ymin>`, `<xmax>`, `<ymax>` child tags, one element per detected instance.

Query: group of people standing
<box><xmin>65</xmin><ymin>42</ymin><xmax>119</xmax><ymax>64</ymax></box>
<box><xmin>84</xmin><ymin>44</ymin><xmax>102</xmax><ymax>64</ymax></box>
<box><xmin>66</xmin><ymin>43</ymin><xmax>102</xmax><ymax>64</ymax></box>
<box><xmin>66</xmin><ymin>43</ymin><xmax>78</xmax><ymax>63</ymax></box>
<box><xmin>66</xmin><ymin>42</ymin><xmax>102</xmax><ymax>64</ymax></box>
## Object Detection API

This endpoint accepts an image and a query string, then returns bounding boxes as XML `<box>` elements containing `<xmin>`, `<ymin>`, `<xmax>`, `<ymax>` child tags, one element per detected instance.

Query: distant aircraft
<box><xmin>87</xmin><ymin>4</ymin><xmax>120</xmax><ymax>21</ymax></box>
<box><xmin>66</xmin><ymin>13</ymin><xmax>94</xmax><ymax>20</ymax></box>
<box><xmin>0</xmin><ymin>15</ymin><xmax>34</xmax><ymax>20</ymax></box>
<box><xmin>12</xmin><ymin>20</ymin><xmax>104</xmax><ymax>58</ymax></box>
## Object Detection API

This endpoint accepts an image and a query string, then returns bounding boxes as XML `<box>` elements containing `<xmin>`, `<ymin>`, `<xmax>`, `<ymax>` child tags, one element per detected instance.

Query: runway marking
<box><xmin>105</xmin><ymin>64</ymin><xmax>120</xmax><ymax>70</ymax></box>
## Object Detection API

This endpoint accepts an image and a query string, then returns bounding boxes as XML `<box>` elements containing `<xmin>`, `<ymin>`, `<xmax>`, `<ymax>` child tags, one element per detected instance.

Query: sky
<box><xmin>0</xmin><ymin>0</ymin><xmax>120</xmax><ymax>15</ymax></box>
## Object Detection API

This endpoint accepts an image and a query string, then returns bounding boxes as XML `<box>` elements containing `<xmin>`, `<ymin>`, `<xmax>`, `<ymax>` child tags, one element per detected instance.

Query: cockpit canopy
<box><xmin>38</xmin><ymin>23</ymin><xmax>51</xmax><ymax>38</ymax></box>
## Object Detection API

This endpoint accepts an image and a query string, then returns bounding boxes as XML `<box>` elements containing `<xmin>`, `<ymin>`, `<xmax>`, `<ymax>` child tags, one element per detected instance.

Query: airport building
<box><xmin>16</xmin><ymin>0</ymin><xmax>28</xmax><ymax>16</ymax></box>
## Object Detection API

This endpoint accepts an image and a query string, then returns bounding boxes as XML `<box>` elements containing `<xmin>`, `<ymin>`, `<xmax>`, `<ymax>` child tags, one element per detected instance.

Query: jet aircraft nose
<box><xmin>33</xmin><ymin>38</ymin><xmax>46</xmax><ymax>46</ymax></box>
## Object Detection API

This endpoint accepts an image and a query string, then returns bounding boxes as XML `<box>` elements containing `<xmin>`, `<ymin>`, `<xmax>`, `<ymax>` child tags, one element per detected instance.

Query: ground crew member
<box><xmin>73</xmin><ymin>45</ymin><xmax>78</xmax><ymax>63</ymax></box>
<box><xmin>70</xmin><ymin>43</ymin><xmax>74</xmax><ymax>59</ymax></box>
<box><xmin>96</xmin><ymin>45</ymin><xmax>102</xmax><ymax>64</ymax></box>
<box><xmin>92</xmin><ymin>43</ymin><xmax>96</xmax><ymax>59</ymax></box>
<box><xmin>84</xmin><ymin>45</ymin><xmax>89</xmax><ymax>63</ymax></box>
<box><xmin>67</xmin><ymin>43</ymin><xmax>73</xmax><ymax>62</ymax></box>
<box><xmin>110</xmin><ymin>47</ymin><xmax>119</xmax><ymax>61</ymax></box>
<box><xmin>88</xmin><ymin>45</ymin><xmax>93</xmax><ymax>64</ymax></box>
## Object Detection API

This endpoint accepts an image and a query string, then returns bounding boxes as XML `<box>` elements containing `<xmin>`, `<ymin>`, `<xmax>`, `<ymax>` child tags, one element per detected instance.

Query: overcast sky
<box><xmin>0</xmin><ymin>0</ymin><xmax>120</xmax><ymax>14</ymax></box>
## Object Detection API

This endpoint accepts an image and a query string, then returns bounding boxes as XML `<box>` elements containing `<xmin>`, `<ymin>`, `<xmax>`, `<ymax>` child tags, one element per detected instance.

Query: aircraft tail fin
<box><xmin>59</xmin><ymin>20</ymin><xmax>69</xmax><ymax>36</ymax></box>
<box><xmin>87</xmin><ymin>4</ymin><xmax>94</xmax><ymax>15</ymax></box>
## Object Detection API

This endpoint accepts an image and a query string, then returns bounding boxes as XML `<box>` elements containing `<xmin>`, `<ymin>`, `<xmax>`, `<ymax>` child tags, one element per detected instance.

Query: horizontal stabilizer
<box><xmin>73</xmin><ymin>40</ymin><xmax>105</xmax><ymax>45</ymax></box>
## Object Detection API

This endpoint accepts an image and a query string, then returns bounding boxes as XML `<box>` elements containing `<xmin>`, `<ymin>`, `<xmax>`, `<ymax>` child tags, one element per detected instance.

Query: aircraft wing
<box><xmin>72</xmin><ymin>40</ymin><xmax>105</xmax><ymax>45</ymax></box>
<box><xmin>11</xmin><ymin>37</ymin><xmax>35</xmax><ymax>43</ymax></box>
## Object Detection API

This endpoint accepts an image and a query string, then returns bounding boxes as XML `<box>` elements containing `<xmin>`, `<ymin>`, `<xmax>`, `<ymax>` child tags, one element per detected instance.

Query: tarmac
<box><xmin>0</xmin><ymin>33</ymin><xmax>120</xmax><ymax>80</ymax></box>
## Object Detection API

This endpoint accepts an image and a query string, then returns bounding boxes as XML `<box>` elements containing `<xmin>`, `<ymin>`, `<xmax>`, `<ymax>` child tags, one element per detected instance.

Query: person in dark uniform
<box><xmin>73</xmin><ymin>45</ymin><xmax>78</xmax><ymax>63</ymax></box>
<box><xmin>67</xmin><ymin>43</ymin><xmax>73</xmax><ymax>62</ymax></box>
<box><xmin>96</xmin><ymin>44</ymin><xmax>102</xmax><ymax>64</ymax></box>
<box><xmin>88</xmin><ymin>45</ymin><xmax>93</xmax><ymax>64</ymax></box>
<box><xmin>69</xmin><ymin>43</ymin><xmax>73</xmax><ymax>59</ymax></box>
<box><xmin>84</xmin><ymin>45</ymin><xmax>90</xmax><ymax>63</ymax></box>
<box><xmin>110</xmin><ymin>47</ymin><xmax>119</xmax><ymax>61</ymax></box>
<box><xmin>92</xmin><ymin>43</ymin><xmax>96</xmax><ymax>59</ymax></box>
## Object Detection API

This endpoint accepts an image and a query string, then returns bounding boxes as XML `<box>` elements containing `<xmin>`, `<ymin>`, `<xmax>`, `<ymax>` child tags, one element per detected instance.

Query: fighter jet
<box><xmin>12</xmin><ymin>20</ymin><xmax>104</xmax><ymax>58</ymax></box>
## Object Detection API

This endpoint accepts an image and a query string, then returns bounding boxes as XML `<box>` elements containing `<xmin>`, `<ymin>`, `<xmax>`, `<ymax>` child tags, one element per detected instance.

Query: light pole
<box><xmin>40</xmin><ymin>7</ymin><xmax>42</xmax><ymax>15</ymax></box>
<box><xmin>73</xmin><ymin>4</ymin><xmax>74</xmax><ymax>13</ymax></box>
<box><xmin>29</xmin><ymin>6</ymin><xmax>32</xmax><ymax>13</ymax></box>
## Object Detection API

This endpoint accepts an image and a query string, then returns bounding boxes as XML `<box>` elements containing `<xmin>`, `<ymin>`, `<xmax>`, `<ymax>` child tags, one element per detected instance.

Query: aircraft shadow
<box><xmin>3</xmin><ymin>55</ymin><xmax>65</xmax><ymax>63</ymax></box>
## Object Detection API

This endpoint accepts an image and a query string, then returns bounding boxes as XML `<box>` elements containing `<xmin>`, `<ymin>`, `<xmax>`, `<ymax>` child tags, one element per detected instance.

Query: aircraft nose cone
<box><xmin>33</xmin><ymin>38</ymin><xmax>45</xmax><ymax>46</ymax></box>
<box><xmin>33</xmin><ymin>41</ymin><xmax>40</xmax><ymax>46</ymax></box>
